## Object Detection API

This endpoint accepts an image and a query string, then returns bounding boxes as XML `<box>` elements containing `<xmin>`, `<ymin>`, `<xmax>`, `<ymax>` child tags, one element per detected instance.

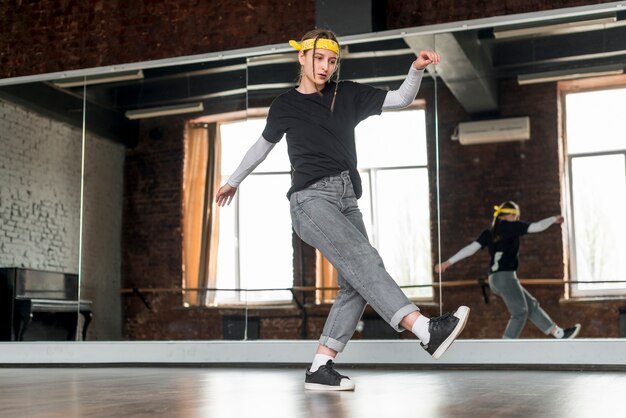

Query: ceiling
<box><xmin>0</xmin><ymin>9</ymin><xmax>625</xmax><ymax>146</ymax></box>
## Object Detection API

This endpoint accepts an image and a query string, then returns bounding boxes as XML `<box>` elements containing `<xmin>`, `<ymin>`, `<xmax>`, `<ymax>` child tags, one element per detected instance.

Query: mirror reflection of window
<box><xmin>565</xmin><ymin>86</ymin><xmax>626</xmax><ymax>296</ymax></box>
<box><xmin>318</xmin><ymin>108</ymin><xmax>433</xmax><ymax>302</ymax></box>
<box><xmin>217</xmin><ymin>118</ymin><xmax>292</xmax><ymax>304</ymax></box>
<box><xmin>210</xmin><ymin>107</ymin><xmax>433</xmax><ymax>306</ymax></box>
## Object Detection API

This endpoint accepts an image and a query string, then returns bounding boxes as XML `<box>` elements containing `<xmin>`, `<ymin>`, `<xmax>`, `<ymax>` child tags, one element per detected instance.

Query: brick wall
<box><xmin>0</xmin><ymin>98</ymin><xmax>125</xmax><ymax>339</ymax></box>
<box><xmin>0</xmin><ymin>99</ymin><xmax>81</xmax><ymax>270</ymax></box>
<box><xmin>434</xmin><ymin>80</ymin><xmax>563</xmax><ymax>282</ymax></box>
<box><xmin>122</xmin><ymin>118</ymin><xmax>186</xmax><ymax>338</ymax></box>
<box><xmin>0</xmin><ymin>0</ymin><xmax>610</xmax><ymax>79</ymax></box>
<box><xmin>0</xmin><ymin>0</ymin><xmax>316</xmax><ymax>78</ymax></box>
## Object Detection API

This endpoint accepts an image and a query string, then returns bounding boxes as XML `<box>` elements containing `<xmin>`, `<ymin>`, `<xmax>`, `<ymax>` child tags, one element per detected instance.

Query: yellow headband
<box><xmin>289</xmin><ymin>38</ymin><xmax>340</xmax><ymax>55</ymax></box>
<box><xmin>493</xmin><ymin>205</ymin><xmax>520</xmax><ymax>217</ymax></box>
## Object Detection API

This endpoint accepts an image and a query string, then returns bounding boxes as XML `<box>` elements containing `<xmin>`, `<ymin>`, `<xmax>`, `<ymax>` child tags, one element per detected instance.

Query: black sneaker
<box><xmin>421</xmin><ymin>306</ymin><xmax>470</xmax><ymax>360</ymax></box>
<box><xmin>304</xmin><ymin>360</ymin><xmax>355</xmax><ymax>391</ymax></box>
<box><xmin>562</xmin><ymin>323</ymin><xmax>581</xmax><ymax>339</ymax></box>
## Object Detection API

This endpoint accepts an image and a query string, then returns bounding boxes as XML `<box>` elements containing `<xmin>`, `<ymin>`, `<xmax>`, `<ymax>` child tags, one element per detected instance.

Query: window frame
<box><xmin>560</xmin><ymin>76</ymin><xmax>626</xmax><ymax>298</ymax></box>
<box><xmin>213</xmin><ymin>114</ymin><xmax>295</xmax><ymax>307</ymax></box>
<box><xmin>208</xmin><ymin>103</ymin><xmax>434</xmax><ymax>307</ymax></box>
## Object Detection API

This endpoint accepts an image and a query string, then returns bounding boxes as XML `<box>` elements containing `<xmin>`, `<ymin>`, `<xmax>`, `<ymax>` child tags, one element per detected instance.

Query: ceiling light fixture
<box><xmin>517</xmin><ymin>65</ymin><xmax>624</xmax><ymax>85</ymax></box>
<box><xmin>125</xmin><ymin>102</ymin><xmax>205</xmax><ymax>120</ymax></box>
<box><xmin>53</xmin><ymin>70</ymin><xmax>145</xmax><ymax>88</ymax></box>
<box><xmin>493</xmin><ymin>16</ymin><xmax>617</xmax><ymax>39</ymax></box>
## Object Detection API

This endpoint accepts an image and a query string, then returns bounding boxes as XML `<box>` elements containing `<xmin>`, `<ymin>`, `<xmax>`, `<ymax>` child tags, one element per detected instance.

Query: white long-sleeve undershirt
<box><xmin>446</xmin><ymin>216</ymin><xmax>558</xmax><ymax>265</ymax></box>
<box><xmin>447</xmin><ymin>241</ymin><xmax>482</xmax><ymax>265</ymax></box>
<box><xmin>527</xmin><ymin>216</ymin><xmax>558</xmax><ymax>233</ymax></box>
<box><xmin>226</xmin><ymin>66</ymin><xmax>425</xmax><ymax>188</ymax></box>
<box><xmin>227</xmin><ymin>136</ymin><xmax>275</xmax><ymax>187</ymax></box>
<box><xmin>382</xmin><ymin>67</ymin><xmax>424</xmax><ymax>110</ymax></box>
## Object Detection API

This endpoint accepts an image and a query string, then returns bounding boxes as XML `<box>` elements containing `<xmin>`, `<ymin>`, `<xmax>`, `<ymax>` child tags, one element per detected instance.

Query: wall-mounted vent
<box><xmin>452</xmin><ymin>117</ymin><xmax>530</xmax><ymax>145</ymax></box>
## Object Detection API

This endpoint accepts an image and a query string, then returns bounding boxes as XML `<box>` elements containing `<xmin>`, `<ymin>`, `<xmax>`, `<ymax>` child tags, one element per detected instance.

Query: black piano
<box><xmin>0</xmin><ymin>267</ymin><xmax>93</xmax><ymax>341</ymax></box>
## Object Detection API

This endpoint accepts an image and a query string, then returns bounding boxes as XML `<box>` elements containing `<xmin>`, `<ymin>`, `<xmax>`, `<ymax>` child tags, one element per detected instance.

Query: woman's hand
<box><xmin>413</xmin><ymin>50</ymin><xmax>441</xmax><ymax>70</ymax></box>
<box><xmin>434</xmin><ymin>260</ymin><xmax>451</xmax><ymax>273</ymax></box>
<box><xmin>555</xmin><ymin>215</ymin><xmax>564</xmax><ymax>224</ymax></box>
<box><xmin>215</xmin><ymin>183</ymin><xmax>237</xmax><ymax>207</ymax></box>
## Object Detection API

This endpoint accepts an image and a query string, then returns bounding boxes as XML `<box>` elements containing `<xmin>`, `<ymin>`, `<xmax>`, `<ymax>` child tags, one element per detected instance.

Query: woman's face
<box><xmin>502</xmin><ymin>213</ymin><xmax>520</xmax><ymax>221</ymax></box>
<box><xmin>298</xmin><ymin>47</ymin><xmax>338</xmax><ymax>87</ymax></box>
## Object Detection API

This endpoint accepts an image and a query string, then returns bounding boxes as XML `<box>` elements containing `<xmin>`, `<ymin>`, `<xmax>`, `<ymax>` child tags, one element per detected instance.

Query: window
<box><xmin>213</xmin><ymin>107</ymin><xmax>432</xmax><ymax>306</ymax></box>
<box><xmin>564</xmin><ymin>86</ymin><xmax>626</xmax><ymax>296</ymax></box>
<box><xmin>317</xmin><ymin>108</ymin><xmax>434</xmax><ymax>301</ymax></box>
<box><xmin>216</xmin><ymin>118</ymin><xmax>293</xmax><ymax>304</ymax></box>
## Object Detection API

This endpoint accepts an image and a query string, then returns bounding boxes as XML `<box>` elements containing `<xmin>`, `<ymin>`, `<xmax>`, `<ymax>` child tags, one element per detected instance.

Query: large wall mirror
<box><xmin>0</xmin><ymin>3</ymin><xmax>625</xmax><ymax>343</ymax></box>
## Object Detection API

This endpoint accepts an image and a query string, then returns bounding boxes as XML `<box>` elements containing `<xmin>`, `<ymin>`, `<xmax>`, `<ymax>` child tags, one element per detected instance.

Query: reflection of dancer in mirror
<box><xmin>215</xmin><ymin>29</ymin><xmax>470</xmax><ymax>391</ymax></box>
<box><xmin>435</xmin><ymin>201</ymin><xmax>581</xmax><ymax>340</ymax></box>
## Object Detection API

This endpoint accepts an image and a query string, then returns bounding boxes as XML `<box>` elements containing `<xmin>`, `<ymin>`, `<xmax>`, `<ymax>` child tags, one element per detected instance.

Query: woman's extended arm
<box><xmin>215</xmin><ymin>135</ymin><xmax>275</xmax><ymax>206</ymax></box>
<box><xmin>435</xmin><ymin>241</ymin><xmax>482</xmax><ymax>273</ymax></box>
<box><xmin>527</xmin><ymin>215</ymin><xmax>564</xmax><ymax>233</ymax></box>
<box><xmin>227</xmin><ymin>135</ymin><xmax>275</xmax><ymax>187</ymax></box>
<box><xmin>382</xmin><ymin>67</ymin><xmax>424</xmax><ymax>110</ymax></box>
<box><xmin>382</xmin><ymin>50</ymin><xmax>440</xmax><ymax>110</ymax></box>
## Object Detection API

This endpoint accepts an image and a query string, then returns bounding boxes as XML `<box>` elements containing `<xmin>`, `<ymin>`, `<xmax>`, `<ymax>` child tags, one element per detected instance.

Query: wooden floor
<box><xmin>1</xmin><ymin>366</ymin><xmax>625</xmax><ymax>417</ymax></box>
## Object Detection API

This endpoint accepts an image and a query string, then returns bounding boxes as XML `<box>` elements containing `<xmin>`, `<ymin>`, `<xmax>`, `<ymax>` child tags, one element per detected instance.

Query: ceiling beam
<box><xmin>404</xmin><ymin>32</ymin><xmax>499</xmax><ymax>114</ymax></box>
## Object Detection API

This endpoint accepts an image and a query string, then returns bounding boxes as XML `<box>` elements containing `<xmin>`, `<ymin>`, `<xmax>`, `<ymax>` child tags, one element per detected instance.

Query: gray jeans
<box><xmin>290</xmin><ymin>171</ymin><xmax>418</xmax><ymax>352</ymax></box>
<box><xmin>488</xmin><ymin>271</ymin><xmax>555</xmax><ymax>338</ymax></box>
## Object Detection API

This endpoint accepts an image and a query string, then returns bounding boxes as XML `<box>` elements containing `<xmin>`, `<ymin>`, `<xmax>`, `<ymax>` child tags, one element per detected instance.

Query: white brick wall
<box><xmin>0</xmin><ymin>98</ymin><xmax>124</xmax><ymax>340</ymax></box>
<box><xmin>0</xmin><ymin>100</ymin><xmax>82</xmax><ymax>270</ymax></box>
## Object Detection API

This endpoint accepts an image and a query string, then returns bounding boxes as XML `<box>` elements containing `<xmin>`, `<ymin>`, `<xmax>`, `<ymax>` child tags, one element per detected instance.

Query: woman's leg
<box><xmin>488</xmin><ymin>271</ymin><xmax>530</xmax><ymax>338</ymax></box>
<box><xmin>290</xmin><ymin>173</ymin><xmax>418</xmax><ymax>353</ymax></box>
<box><xmin>294</xmin><ymin>173</ymin><xmax>468</xmax><ymax>391</ymax></box>
<box><xmin>520</xmin><ymin>286</ymin><xmax>556</xmax><ymax>335</ymax></box>
<box><xmin>315</xmin><ymin>194</ymin><xmax>425</xmax><ymax>355</ymax></box>
<box><xmin>316</xmin><ymin>201</ymin><xmax>369</xmax><ymax>353</ymax></box>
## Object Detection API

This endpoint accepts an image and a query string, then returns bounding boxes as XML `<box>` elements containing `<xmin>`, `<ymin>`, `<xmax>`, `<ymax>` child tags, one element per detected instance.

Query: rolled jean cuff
<box><xmin>319</xmin><ymin>336</ymin><xmax>347</xmax><ymax>353</ymax></box>
<box><xmin>319</xmin><ymin>335</ymin><xmax>347</xmax><ymax>353</ymax></box>
<box><xmin>542</xmin><ymin>323</ymin><xmax>556</xmax><ymax>335</ymax></box>
<box><xmin>390</xmin><ymin>304</ymin><xmax>420</xmax><ymax>332</ymax></box>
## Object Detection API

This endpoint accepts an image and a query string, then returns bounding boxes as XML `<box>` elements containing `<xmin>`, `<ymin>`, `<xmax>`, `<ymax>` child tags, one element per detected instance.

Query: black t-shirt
<box><xmin>262</xmin><ymin>80</ymin><xmax>387</xmax><ymax>198</ymax></box>
<box><xmin>476</xmin><ymin>221</ymin><xmax>530</xmax><ymax>273</ymax></box>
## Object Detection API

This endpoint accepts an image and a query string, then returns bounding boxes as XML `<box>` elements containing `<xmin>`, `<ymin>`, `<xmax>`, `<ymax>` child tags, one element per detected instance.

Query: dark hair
<box><xmin>297</xmin><ymin>28</ymin><xmax>341</xmax><ymax>111</ymax></box>
<box><xmin>490</xmin><ymin>201</ymin><xmax>520</xmax><ymax>242</ymax></box>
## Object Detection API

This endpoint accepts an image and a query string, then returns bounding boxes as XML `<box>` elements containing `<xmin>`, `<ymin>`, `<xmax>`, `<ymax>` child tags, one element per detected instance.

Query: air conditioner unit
<box><xmin>453</xmin><ymin>117</ymin><xmax>530</xmax><ymax>145</ymax></box>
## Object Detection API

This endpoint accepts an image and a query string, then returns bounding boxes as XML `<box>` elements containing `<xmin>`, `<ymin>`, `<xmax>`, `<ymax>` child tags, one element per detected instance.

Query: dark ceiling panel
<box><xmin>345</xmin><ymin>38</ymin><xmax>410</xmax><ymax>52</ymax></box>
<box><xmin>341</xmin><ymin>54</ymin><xmax>416</xmax><ymax>79</ymax></box>
<box><xmin>493</xmin><ymin>26</ymin><xmax>626</xmax><ymax>68</ymax></box>
<box><xmin>247</xmin><ymin>62</ymin><xmax>298</xmax><ymax>86</ymax></box>
<box><xmin>142</xmin><ymin>57</ymin><xmax>246</xmax><ymax>78</ymax></box>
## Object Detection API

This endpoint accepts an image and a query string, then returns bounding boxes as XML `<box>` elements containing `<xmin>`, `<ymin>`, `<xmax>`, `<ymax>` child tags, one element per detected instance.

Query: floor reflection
<box><xmin>1</xmin><ymin>367</ymin><xmax>625</xmax><ymax>417</ymax></box>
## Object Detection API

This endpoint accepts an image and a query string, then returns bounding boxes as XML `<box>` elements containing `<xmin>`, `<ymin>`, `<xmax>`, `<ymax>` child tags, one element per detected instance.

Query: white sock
<box><xmin>553</xmin><ymin>326</ymin><xmax>564</xmax><ymax>339</ymax></box>
<box><xmin>310</xmin><ymin>354</ymin><xmax>335</xmax><ymax>372</ymax></box>
<box><xmin>412</xmin><ymin>315</ymin><xmax>431</xmax><ymax>344</ymax></box>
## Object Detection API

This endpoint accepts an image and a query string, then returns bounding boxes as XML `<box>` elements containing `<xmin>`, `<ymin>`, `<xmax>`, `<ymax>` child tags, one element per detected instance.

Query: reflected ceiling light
<box><xmin>201</xmin><ymin>88</ymin><xmax>248</xmax><ymax>98</ymax></box>
<box><xmin>247</xmin><ymin>54</ymin><xmax>297</xmax><ymax>66</ymax></box>
<box><xmin>517</xmin><ymin>65</ymin><xmax>624</xmax><ymax>85</ymax></box>
<box><xmin>493</xmin><ymin>16</ymin><xmax>617</xmax><ymax>39</ymax></box>
<box><xmin>125</xmin><ymin>102</ymin><xmax>204</xmax><ymax>120</ymax></box>
<box><xmin>53</xmin><ymin>70</ymin><xmax>144</xmax><ymax>88</ymax></box>
<box><xmin>352</xmin><ymin>74</ymin><xmax>407</xmax><ymax>84</ymax></box>
<box><xmin>343</xmin><ymin>48</ymin><xmax>415</xmax><ymax>59</ymax></box>
<box><xmin>247</xmin><ymin>83</ymin><xmax>294</xmax><ymax>90</ymax></box>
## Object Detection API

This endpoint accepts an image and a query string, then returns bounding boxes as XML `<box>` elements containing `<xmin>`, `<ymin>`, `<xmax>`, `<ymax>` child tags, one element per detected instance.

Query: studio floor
<box><xmin>2</xmin><ymin>366</ymin><xmax>625</xmax><ymax>418</ymax></box>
